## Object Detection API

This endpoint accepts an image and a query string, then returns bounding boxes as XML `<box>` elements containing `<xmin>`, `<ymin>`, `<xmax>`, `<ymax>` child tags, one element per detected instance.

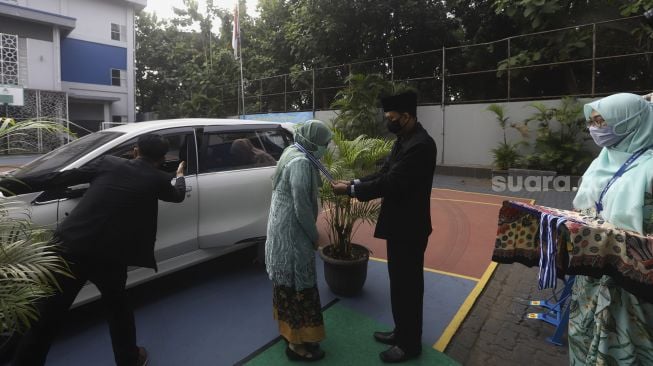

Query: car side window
<box><xmin>257</xmin><ymin>129</ymin><xmax>293</xmax><ymax>161</ymax></box>
<box><xmin>100</xmin><ymin>131</ymin><xmax>197</xmax><ymax>174</ymax></box>
<box><xmin>199</xmin><ymin>131</ymin><xmax>279</xmax><ymax>173</ymax></box>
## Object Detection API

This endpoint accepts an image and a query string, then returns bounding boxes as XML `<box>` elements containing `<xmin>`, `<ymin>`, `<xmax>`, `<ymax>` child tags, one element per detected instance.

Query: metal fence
<box><xmin>221</xmin><ymin>15</ymin><xmax>652</xmax><ymax>116</ymax></box>
<box><xmin>2</xmin><ymin>89</ymin><xmax>70</xmax><ymax>154</ymax></box>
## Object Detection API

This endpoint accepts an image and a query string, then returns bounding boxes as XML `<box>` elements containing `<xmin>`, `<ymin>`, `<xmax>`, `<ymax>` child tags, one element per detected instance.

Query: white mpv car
<box><xmin>4</xmin><ymin>119</ymin><xmax>293</xmax><ymax>304</ymax></box>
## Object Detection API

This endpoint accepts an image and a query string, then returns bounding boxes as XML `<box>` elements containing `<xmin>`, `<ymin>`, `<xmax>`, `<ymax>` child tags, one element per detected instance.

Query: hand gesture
<box><xmin>331</xmin><ymin>181</ymin><xmax>349</xmax><ymax>195</ymax></box>
<box><xmin>176</xmin><ymin>161</ymin><xmax>186</xmax><ymax>177</ymax></box>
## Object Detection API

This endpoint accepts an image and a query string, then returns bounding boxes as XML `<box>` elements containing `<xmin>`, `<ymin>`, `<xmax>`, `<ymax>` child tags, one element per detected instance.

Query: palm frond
<box><xmin>0</xmin><ymin>224</ymin><xmax>70</xmax><ymax>334</ymax></box>
<box><xmin>320</xmin><ymin>128</ymin><xmax>392</xmax><ymax>258</ymax></box>
<box><xmin>0</xmin><ymin>118</ymin><xmax>73</xmax><ymax>335</ymax></box>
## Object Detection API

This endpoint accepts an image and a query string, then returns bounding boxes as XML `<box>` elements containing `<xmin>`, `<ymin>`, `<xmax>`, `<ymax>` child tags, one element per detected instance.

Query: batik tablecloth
<box><xmin>492</xmin><ymin>200</ymin><xmax>653</xmax><ymax>302</ymax></box>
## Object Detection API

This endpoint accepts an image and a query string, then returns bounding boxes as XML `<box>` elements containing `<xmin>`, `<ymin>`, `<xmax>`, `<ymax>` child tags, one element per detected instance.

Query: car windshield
<box><xmin>13</xmin><ymin>131</ymin><xmax>124</xmax><ymax>178</ymax></box>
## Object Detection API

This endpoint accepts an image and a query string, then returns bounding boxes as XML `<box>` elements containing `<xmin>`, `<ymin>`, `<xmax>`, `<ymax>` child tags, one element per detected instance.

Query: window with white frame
<box><xmin>111</xmin><ymin>69</ymin><xmax>121</xmax><ymax>86</ymax></box>
<box><xmin>111</xmin><ymin>23</ymin><xmax>126</xmax><ymax>42</ymax></box>
<box><xmin>111</xmin><ymin>23</ymin><xmax>121</xmax><ymax>41</ymax></box>
<box><xmin>111</xmin><ymin>69</ymin><xmax>126</xmax><ymax>86</ymax></box>
<box><xmin>0</xmin><ymin>33</ymin><xmax>19</xmax><ymax>85</ymax></box>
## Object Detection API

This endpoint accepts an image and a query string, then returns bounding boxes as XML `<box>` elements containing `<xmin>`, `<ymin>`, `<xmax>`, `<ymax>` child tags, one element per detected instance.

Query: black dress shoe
<box><xmin>373</xmin><ymin>330</ymin><xmax>397</xmax><ymax>345</ymax></box>
<box><xmin>136</xmin><ymin>346</ymin><xmax>149</xmax><ymax>366</ymax></box>
<box><xmin>379</xmin><ymin>345</ymin><xmax>420</xmax><ymax>363</ymax></box>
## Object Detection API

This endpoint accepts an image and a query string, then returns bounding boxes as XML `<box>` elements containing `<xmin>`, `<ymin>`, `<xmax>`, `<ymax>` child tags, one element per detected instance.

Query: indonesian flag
<box><xmin>232</xmin><ymin>2</ymin><xmax>240</xmax><ymax>59</ymax></box>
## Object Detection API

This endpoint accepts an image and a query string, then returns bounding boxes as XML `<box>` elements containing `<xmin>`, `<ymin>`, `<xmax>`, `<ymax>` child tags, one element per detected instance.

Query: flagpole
<box><xmin>237</xmin><ymin>1</ymin><xmax>245</xmax><ymax>118</ymax></box>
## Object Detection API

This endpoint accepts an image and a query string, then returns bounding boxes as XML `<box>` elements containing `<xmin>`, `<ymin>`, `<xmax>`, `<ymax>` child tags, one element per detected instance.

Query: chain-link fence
<box><xmin>221</xmin><ymin>15</ymin><xmax>652</xmax><ymax>116</ymax></box>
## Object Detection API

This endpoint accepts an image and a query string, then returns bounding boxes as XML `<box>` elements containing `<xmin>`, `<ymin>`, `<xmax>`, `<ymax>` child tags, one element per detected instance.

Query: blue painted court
<box><xmin>41</xmin><ymin>248</ymin><xmax>477</xmax><ymax>365</ymax></box>
<box><xmin>12</xmin><ymin>188</ymin><xmax>523</xmax><ymax>365</ymax></box>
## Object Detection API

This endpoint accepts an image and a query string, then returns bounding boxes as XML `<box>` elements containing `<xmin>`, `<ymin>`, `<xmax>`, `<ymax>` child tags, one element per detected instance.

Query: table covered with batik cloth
<box><xmin>492</xmin><ymin>200</ymin><xmax>653</xmax><ymax>303</ymax></box>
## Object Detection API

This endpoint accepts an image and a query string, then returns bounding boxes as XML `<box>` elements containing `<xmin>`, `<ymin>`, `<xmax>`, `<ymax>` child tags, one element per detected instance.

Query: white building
<box><xmin>0</xmin><ymin>0</ymin><xmax>146</xmax><ymax>135</ymax></box>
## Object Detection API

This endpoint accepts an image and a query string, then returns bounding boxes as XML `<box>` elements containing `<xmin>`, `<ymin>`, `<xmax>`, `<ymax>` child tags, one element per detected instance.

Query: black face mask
<box><xmin>386</xmin><ymin>116</ymin><xmax>404</xmax><ymax>134</ymax></box>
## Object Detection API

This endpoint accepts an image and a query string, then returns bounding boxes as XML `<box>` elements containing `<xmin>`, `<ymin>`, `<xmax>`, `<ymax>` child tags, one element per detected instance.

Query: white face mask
<box><xmin>589</xmin><ymin>125</ymin><xmax>625</xmax><ymax>147</ymax></box>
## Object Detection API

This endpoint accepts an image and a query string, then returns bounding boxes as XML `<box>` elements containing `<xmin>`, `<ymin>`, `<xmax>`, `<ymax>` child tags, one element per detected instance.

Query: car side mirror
<box><xmin>32</xmin><ymin>183</ymin><xmax>89</xmax><ymax>204</ymax></box>
<box><xmin>63</xmin><ymin>184</ymin><xmax>89</xmax><ymax>199</ymax></box>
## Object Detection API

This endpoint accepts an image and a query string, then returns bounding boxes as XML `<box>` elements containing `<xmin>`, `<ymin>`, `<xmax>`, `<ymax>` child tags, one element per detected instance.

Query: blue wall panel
<box><xmin>61</xmin><ymin>38</ymin><xmax>127</xmax><ymax>85</ymax></box>
<box><xmin>242</xmin><ymin>111</ymin><xmax>314</xmax><ymax>123</ymax></box>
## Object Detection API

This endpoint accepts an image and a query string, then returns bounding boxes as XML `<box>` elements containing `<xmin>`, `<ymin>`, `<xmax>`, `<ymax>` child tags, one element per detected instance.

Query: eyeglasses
<box><xmin>586</xmin><ymin>116</ymin><xmax>607</xmax><ymax>128</ymax></box>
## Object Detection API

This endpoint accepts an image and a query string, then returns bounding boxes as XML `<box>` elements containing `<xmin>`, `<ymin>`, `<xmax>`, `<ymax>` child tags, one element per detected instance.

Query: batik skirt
<box><xmin>272</xmin><ymin>284</ymin><xmax>325</xmax><ymax>344</ymax></box>
<box><xmin>568</xmin><ymin>275</ymin><xmax>653</xmax><ymax>365</ymax></box>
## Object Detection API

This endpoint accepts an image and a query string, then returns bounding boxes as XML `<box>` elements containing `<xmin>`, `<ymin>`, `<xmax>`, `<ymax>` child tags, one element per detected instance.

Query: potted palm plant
<box><xmin>0</xmin><ymin>118</ymin><xmax>72</xmax><ymax>358</ymax></box>
<box><xmin>318</xmin><ymin>130</ymin><xmax>392</xmax><ymax>296</ymax></box>
<box><xmin>0</xmin><ymin>208</ymin><xmax>71</xmax><ymax>348</ymax></box>
<box><xmin>486</xmin><ymin>104</ymin><xmax>526</xmax><ymax>173</ymax></box>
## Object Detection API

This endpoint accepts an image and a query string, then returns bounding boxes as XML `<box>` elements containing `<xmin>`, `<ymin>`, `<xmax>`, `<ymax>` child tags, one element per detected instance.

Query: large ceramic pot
<box><xmin>0</xmin><ymin>331</ymin><xmax>19</xmax><ymax>362</ymax></box>
<box><xmin>318</xmin><ymin>243</ymin><xmax>370</xmax><ymax>297</ymax></box>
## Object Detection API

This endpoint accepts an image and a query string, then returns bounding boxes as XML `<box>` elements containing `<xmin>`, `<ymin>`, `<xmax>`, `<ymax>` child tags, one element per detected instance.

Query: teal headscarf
<box><xmin>573</xmin><ymin>93</ymin><xmax>653</xmax><ymax>233</ymax></box>
<box><xmin>272</xmin><ymin>120</ymin><xmax>332</xmax><ymax>188</ymax></box>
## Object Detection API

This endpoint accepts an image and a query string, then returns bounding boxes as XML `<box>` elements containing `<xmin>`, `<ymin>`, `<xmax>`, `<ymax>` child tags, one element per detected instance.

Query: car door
<box><xmin>56</xmin><ymin>127</ymin><xmax>200</xmax><ymax>262</ymax></box>
<box><xmin>9</xmin><ymin>131</ymin><xmax>126</xmax><ymax>231</ymax></box>
<box><xmin>196</xmin><ymin>125</ymin><xmax>292</xmax><ymax>248</ymax></box>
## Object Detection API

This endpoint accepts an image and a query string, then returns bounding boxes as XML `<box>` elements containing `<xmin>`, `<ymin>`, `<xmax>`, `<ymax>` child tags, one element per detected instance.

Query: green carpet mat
<box><xmin>243</xmin><ymin>303</ymin><xmax>459</xmax><ymax>365</ymax></box>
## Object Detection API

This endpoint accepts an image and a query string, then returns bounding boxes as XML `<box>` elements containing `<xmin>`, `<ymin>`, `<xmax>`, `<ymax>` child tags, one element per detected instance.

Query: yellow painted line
<box><xmin>370</xmin><ymin>257</ymin><xmax>481</xmax><ymax>282</ymax></box>
<box><xmin>370</xmin><ymin>256</ymin><xmax>388</xmax><ymax>263</ymax></box>
<box><xmin>433</xmin><ymin>261</ymin><xmax>499</xmax><ymax>352</ymax></box>
<box><xmin>423</xmin><ymin>266</ymin><xmax>480</xmax><ymax>282</ymax></box>
<box><xmin>432</xmin><ymin>187</ymin><xmax>536</xmax><ymax>205</ymax></box>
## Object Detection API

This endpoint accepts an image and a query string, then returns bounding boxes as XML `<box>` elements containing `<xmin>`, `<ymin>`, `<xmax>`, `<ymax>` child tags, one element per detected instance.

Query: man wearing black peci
<box><xmin>3</xmin><ymin>134</ymin><xmax>186</xmax><ymax>366</ymax></box>
<box><xmin>331</xmin><ymin>91</ymin><xmax>437</xmax><ymax>363</ymax></box>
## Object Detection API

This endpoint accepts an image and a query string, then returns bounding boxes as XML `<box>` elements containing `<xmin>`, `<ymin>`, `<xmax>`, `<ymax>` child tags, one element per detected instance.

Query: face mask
<box><xmin>589</xmin><ymin>125</ymin><xmax>625</xmax><ymax>147</ymax></box>
<box><xmin>386</xmin><ymin>117</ymin><xmax>404</xmax><ymax>134</ymax></box>
<box><xmin>314</xmin><ymin>145</ymin><xmax>327</xmax><ymax>159</ymax></box>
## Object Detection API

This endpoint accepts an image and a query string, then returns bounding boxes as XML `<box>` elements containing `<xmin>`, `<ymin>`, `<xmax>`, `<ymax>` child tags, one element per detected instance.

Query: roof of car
<box><xmin>105</xmin><ymin>118</ymin><xmax>292</xmax><ymax>134</ymax></box>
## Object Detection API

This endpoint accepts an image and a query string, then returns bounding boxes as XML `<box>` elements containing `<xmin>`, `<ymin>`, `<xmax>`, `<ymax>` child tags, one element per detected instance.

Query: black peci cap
<box><xmin>381</xmin><ymin>91</ymin><xmax>417</xmax><ymax>117</ymax></box>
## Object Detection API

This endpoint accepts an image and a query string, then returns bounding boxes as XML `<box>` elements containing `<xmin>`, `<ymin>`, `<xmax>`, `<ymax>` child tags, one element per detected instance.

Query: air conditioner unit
<box><xmin>0</xmin><ymin>86</ymin><xmax>24</xmax><ymax>106</ymax></box>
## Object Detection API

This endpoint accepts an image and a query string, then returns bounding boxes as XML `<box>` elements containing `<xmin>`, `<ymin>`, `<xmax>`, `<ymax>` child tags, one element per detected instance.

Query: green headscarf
<box><xmin>573</xmin><ymin>93</ymin><xmax>653</xmax><ymax>233</ymax></box>
<box><xmin>272</xmin><ymin>120</ymin><xmax>333</xmax><ymax>188</ymax></box>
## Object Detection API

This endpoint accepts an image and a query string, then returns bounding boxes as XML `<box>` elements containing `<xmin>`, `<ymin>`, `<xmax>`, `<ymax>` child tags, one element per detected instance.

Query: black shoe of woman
<box><xmin>285</xmin><ymin>345</ymin><xmax>325</xmax><ymax>362</ymax></box>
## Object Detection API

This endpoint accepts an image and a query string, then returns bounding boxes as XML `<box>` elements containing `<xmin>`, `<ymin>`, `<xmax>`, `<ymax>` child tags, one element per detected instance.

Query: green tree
<box><xmin>491</xmin><ymin>0</ymin><xmax>653</xmax><ymax>97</ymax></box>
<box><xmin>520</xmin><ymin>97</ymin><xmax>594</xmax><ymax>175</ymax></box>
<box><xmin>330</xmin><ymin>74</ymin><xmax>413</xmax><ymax>140</ymax></box>
<box><xmin>136</xmin><ymin>1</ymin><xmax>244</xmax><ymax>118</ymax></box>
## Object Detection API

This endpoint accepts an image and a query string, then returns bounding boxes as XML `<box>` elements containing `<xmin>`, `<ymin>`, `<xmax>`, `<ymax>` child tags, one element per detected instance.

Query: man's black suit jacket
<box><xmin>354</xmin><ymin>122</ymin><xmax>437</xmax><ymax>240</ymax></box>
<box><xmin>3</xmin><ymin>156</ymin><xmax>186</xmax><ymax>269</ymax></box>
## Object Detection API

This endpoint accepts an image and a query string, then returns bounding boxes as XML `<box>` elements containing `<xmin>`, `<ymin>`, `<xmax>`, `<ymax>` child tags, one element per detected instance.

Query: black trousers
<box><xmin>386</xmin><ymin>236</ymin><xmax>428</xmax><ymax>354</ymax></box>
<box><xmin>11</xmin><ymin>253</ymin><xmax>137</xmax><ymax>366</ymax></box>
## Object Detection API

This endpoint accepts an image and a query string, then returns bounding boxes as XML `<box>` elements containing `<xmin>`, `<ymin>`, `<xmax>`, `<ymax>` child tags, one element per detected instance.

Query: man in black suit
<box><xmin>4</xmin><ymin>134</ymin><xmax>186</xmax><ymax>366</ymax></box>
<box><xmin>332</xmin><ymin>91</ymin><xmax>437</xmax><ymax>363</ymax></box>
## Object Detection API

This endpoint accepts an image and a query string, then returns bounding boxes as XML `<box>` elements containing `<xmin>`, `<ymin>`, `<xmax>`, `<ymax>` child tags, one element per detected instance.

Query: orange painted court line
<box><xmin>321</xmin><ymin>188</ymin><xmax>535</xmax><ymax>352</ymax></box>
<box><xmin>426</xmin><ymin>189</ymin><xmax>534</xmax><ymax>351</ymax></box>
